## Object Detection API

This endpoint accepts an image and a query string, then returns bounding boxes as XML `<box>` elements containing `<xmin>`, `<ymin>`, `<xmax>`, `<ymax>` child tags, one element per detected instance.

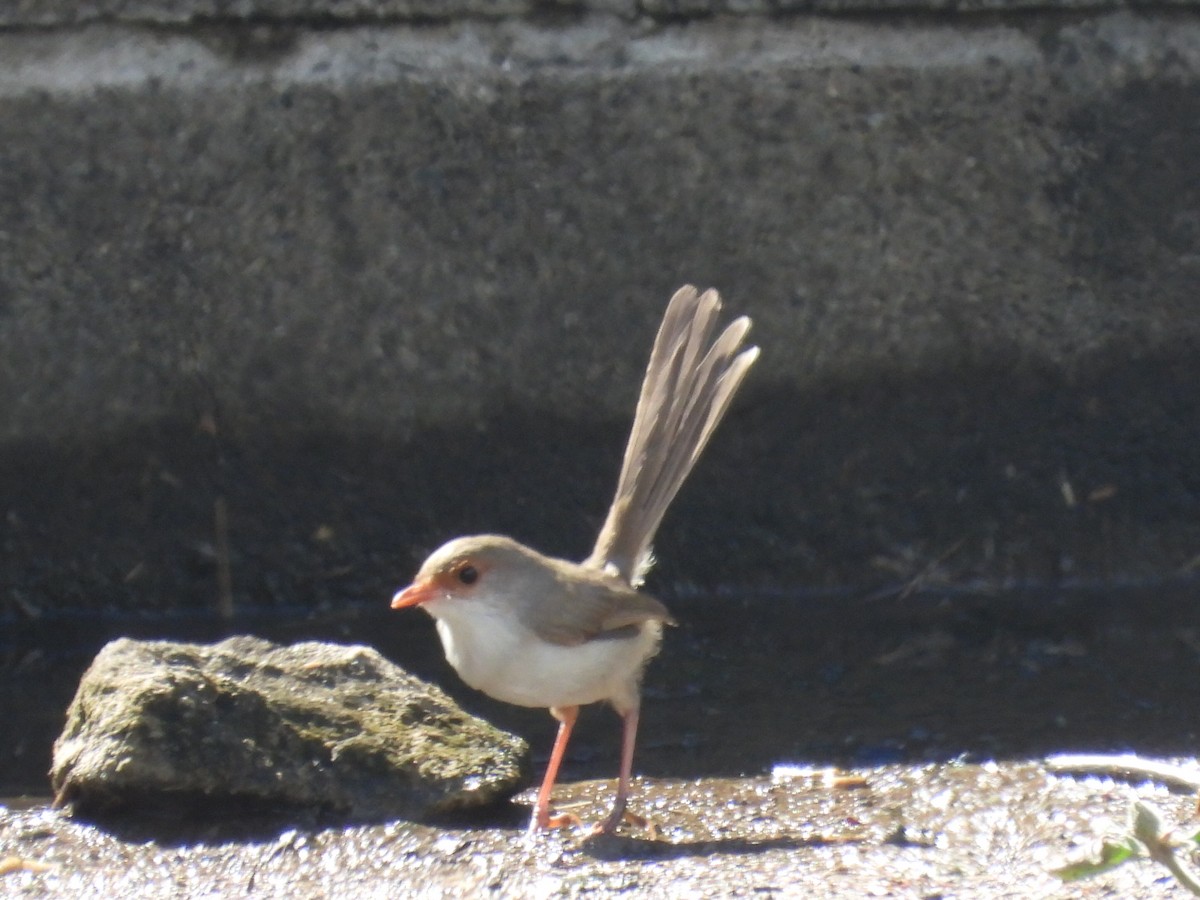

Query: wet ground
<box><xmin>4</xmin><ymin>583</ymin><xmax>1200</xmax><ymax>896</ymax></box>
<box><xmin>3</xmin><ymin>764</ymin><xmax>1198</xmax><ymax>898</ymax></box>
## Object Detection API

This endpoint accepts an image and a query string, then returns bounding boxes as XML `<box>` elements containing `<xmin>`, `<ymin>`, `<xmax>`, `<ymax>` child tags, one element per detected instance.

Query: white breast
<box><xmin>429</xmin><ymin>600</ymin><xmax>662</xmax><ymax>714</ymax></box>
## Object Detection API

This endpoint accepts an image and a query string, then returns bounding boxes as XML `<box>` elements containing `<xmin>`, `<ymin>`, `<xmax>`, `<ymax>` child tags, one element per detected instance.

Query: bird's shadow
<box><xmin>578</xmin><ymin>831</ymin><xmax>861</xmax><ymax>861</ymax></box>
<box><xmin>439</xmin><ymin>800</ymin><xmax>867</xmax><ymax>860</ymax></box>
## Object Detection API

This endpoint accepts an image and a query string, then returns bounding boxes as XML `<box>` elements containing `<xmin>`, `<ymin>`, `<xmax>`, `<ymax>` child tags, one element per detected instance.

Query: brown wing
<box><xmin>520</xmin><ymin>560</ymin><xmax>676</xmax><ymax>647</ymax></box>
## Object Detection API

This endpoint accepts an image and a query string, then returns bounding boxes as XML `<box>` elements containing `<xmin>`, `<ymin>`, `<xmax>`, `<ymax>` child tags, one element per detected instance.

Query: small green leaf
<box><xmin>1053</xmin><ymin>838</ymin><xmax>1141</xmax><ymax>882</ymax></box>
<box><xmin>1133</xmin><ymin>801</ymin><xmax>1166</xmax><ymax>845</ymax></box>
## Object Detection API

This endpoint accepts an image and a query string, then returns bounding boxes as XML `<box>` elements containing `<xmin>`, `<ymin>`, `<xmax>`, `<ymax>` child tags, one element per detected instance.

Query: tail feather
<box><xmin>587</xmin><ymin>286</ymin><xmax>759</xmax><ymax>584</ymax></box>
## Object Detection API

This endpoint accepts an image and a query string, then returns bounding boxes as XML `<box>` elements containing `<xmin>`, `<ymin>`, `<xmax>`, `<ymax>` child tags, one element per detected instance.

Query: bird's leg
<box><xmin>529</xmin><ymin>704</ymin><xmax>580</xmax><ymax>833</ymax></box>
<box><xmin>593</xmin><ymin>703</ymin><xmax>641</xmax><ymax>835</ymax></box>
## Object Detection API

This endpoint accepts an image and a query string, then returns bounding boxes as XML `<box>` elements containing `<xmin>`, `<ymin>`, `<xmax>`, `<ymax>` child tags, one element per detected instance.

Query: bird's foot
<box><xmin>527</xmin><ymin>809</ymin><xmax>582</xmax><ymax>835</ymax></box>
<box><xmin>589</xmin><ymin>804</ymin><xmax>648</xmax><ymax>836</ymax></box>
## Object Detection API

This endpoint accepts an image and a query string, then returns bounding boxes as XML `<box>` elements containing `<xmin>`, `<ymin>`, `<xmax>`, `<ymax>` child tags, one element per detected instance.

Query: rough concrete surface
<box><xmin>2</xmin><ymin>11</ymin><xmax>1200</xmax><ymax>611</ymax></box>
<box><xmin>0</xmin><ymin>0</ymin><xmax>528</xmax><ymax>26</ymax></box>
<box><xmin>2</xmin><ymin>10</ymin><xmax>1200</xmax><ymax>441</ymax></box>
<box><xmin>5</xmin><ymin>0</ymin><xmax>1200</xmax><ymax>28</ymax></box>
<box><xmin>5</xmin><ymin>14</ymin><xmax>1200</xmax><ymax>440</ymax></box>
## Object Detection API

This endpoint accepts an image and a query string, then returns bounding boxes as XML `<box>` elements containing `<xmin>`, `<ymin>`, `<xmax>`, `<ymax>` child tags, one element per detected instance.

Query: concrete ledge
<box><xmin>3</xmin><ymin>12</ymin><xmax>1200</xmax><ymax>610</ymax></box>
<box><xmin>5</xmin><ymin>0</ymin><xmax>1200</xmax><ymax>27</ymax></box>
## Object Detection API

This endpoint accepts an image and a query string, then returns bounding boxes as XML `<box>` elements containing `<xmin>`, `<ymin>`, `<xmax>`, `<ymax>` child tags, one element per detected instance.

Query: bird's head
<box><xmin>391</xmin><ymin>534</ymin><xmax>550</xmax><ymax>617</ymax></box>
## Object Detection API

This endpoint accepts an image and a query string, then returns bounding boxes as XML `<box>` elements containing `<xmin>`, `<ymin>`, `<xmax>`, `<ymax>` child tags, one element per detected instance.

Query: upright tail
<box><xmin>586</xmin><ymin>286</ymin><xmax>760</xmax><ymax>584</ymax></box>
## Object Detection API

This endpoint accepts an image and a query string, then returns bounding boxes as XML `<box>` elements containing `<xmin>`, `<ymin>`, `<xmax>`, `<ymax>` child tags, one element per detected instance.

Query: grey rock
<box><xmin>50</xmin><ymin>636</ymin><xmax>531</xmax><ymax>821</ymax></box>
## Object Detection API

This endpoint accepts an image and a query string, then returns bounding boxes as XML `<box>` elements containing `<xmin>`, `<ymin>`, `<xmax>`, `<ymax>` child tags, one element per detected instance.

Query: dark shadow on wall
<box><xmin>5</xmin><ymin>341</ymin><xmax>1200</xmax><ymax>625</ymax></box>
<box><xmin>1053</xmin><ymin>78</ymin><xmax>1200</xmax><ymax>301</ymax></box>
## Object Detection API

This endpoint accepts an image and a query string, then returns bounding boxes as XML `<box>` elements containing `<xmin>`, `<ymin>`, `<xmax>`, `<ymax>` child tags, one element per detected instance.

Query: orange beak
<box><xmin>390</xmin><ymin>577</ymin><xmax>442</xmax><ymax>609</ymax></box>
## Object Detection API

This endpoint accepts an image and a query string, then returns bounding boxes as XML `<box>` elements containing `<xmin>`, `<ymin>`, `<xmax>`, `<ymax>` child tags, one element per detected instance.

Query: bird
<box><xmin>391</xmin><ymin>285</ymin><xmax>759</xmax><ymax>834</ymax></box>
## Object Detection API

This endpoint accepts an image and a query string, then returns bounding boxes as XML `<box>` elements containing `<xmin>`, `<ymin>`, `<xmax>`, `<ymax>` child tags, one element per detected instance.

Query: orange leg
<box><xmin>529</xmin><ymin>704</ymin><xmax>580</xmax><ymax>833</ymax></box>
<box><xmin>593</xmin><ymin>704</ymin><xmax>640</xmax><ymax>835</ymax></box>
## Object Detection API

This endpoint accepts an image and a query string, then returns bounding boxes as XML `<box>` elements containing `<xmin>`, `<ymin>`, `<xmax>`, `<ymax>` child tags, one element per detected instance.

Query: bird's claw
<box><xmin>528</xmin><ymin>810</ymin><xmax>583</xmax><ymax>835</ymax></box>
<box><xmin>589</xmin><ymin>807</ymin><xmax>648</xmax><ymax>836</ymax></box>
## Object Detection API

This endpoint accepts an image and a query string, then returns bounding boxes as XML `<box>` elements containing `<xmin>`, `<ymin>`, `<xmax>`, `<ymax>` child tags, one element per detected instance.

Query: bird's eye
<box><xmin>456</xmin><ymin>565</ymin><xmax>478</xmax><ymax>585</ymax></box>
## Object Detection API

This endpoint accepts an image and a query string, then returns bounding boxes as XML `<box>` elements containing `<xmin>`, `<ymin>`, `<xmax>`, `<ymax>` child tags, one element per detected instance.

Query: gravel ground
<box><xmin>3</xmin><ymin>762</ymin><xmax>1199</xmax><ymax>897</ymax></box>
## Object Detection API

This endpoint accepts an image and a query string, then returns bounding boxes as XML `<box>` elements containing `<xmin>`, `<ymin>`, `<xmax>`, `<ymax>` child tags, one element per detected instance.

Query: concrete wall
<box><xmin>3</xmin><ymin>6</ymin><xmax>1200</xmax><ymax>618</ymax></box>
<box><xmin>5</xmin><ymin>1</ymin><xmax>1195</xmax><ymax>25</ymax></box>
